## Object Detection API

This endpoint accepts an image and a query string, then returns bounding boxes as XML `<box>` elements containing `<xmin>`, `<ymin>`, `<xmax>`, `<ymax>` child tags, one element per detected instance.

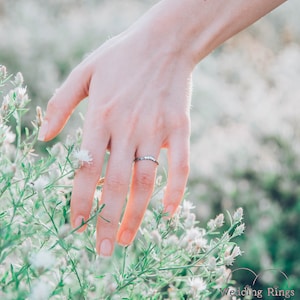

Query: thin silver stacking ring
<box><xmin>134</xmin><ymin>155</ymin><xmax>159</xmax><ymax>165</ymax></box>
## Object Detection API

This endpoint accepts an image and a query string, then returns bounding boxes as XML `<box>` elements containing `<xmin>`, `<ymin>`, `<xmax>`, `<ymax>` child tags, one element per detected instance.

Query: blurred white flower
<box><xmin>234</xmin><ymin>223</ymin><xmax>245</xmax><ymax>236</ymax></box>
<box><xmin>182</xmin><ymin>200</ymin><xmax>195</xmax><ymax>215</ymax></box>
<box><xmin>14</xmin><ymin>72</ymin><xmax>24</xmax><ymax>86</ymax></box>
<box><xmin>233</xmin><ymin>207</ymin><xmax>244</xmax><ymax>222</ymax></box>
<box><xmin>208</xmin><ymin>213</ymin><xmax>225</xmax><ymax>230</ymax></box>
<box><xmin>0</xmin><ymin>124</ymin><xmax>15</xmax><ymax>144</ymax></box>
<box><xmin>151</xmin><ymin>229</ymin><xmax>162</xmax><ymax>246</ymax></box>
<box><xmin>73</xmin><ymin>149</ymin><xmax>93</xmax><ymax>168</ymax></box>
<box><xmin>29</xmin><ymin>250</ymin><xmax>55</xmax><ymax>273</ymax></box>
<box><xmin>0</xmin><ymin>65</ymin><xmax>7</xmax><ymax>79</ymax></box>
<box><xmin>32</xmin><ymin>176</ymin><xmax>49</xmax><ymax>193</ymax></box>
<box><xmin>29</xmin><ymin>280</ymin><xmax>51</xmax><ymax>300</ymax></box>
<box><xmin>65</xmin><ymin>134</ymin><xmax>76</xmax><ymax>147</ymax></box>
<box><xmin>164</xmin><ymin>234</ymin><xmax>179</xmax><ymax>247</ymax></box>
<box><xmin>57</xmin><ymin>224</ymin><xmax>72</xmax><ymax>239</ymax></box>
<box><xmin>14</xmin><ymin>87</ymin><xmax>28</xmax><ymax>107</ymax></box>
<box><xmin>224</xmin><ymin>245</ymin><xmax>242</xmax><ymax>266</ymax></box>
<box><xmin>215</xmin><ymin>266</ymin><xmax>232</xmax><ymax>289</ymax></box>
<box><xmin>184</xmin><ymin>212</ymin><xmax>196</xmax><ymax>229</ymax></box>
<box><xmin>207</xmin><ymin>256</ymin><xmax>217</xmax><ymax>271</ymax></box>
<box><xmin>188</xmin><ymin>277</ymin><xmax>207</xmax><ymax>297</ymax></box>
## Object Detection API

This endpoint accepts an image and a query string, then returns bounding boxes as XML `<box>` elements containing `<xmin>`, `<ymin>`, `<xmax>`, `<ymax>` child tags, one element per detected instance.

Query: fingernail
<box><xmin>165</xmin><ymin>205</ymin><xmax>174</xmax><ymax>217</ymax></box>
<box><xmin>99</xmin><ymin>239</ymin><xmax>113</xmax><ymax>257</ymax></box>
<box><xmin>119</xmin><ymin>230</ymin><xmax>132</xmax><ymax>246</ymax></box>
<box><xmin>74</xmin><ymin>215</ymin><xmax>85</xmax><ymax>228</ymax></box>
<box><xmin>38</xmin><ymin>119</ymin><xmax>48</xmax><ymax>141</ymax></box>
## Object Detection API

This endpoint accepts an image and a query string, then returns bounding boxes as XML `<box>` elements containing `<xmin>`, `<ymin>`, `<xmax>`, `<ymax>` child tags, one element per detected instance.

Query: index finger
<box><xmin>70</xmin><ymin>105</ymin><xmax>109</xmax><ymax>232</ymax></box>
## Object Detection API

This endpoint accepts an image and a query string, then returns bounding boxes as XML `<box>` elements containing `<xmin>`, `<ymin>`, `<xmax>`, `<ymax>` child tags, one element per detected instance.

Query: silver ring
<box><xmin>134</xmin><ymin>155</ymin><xmax>159</xmax><ymax>165</ymax></box>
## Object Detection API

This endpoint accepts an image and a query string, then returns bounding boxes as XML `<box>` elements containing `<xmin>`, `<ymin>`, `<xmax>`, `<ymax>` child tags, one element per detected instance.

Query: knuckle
<box><xmin>80</xmin><ymin>161</ymin><xmax>99</xmax><ymax>177</ymax></box>
<box><xmin>135</xmin><ymin>171</ymin><xmax>154</xmax><ymax>190</ymax></box>
<box><xmin>169</xmin><ymin>113</ymin><xmax>190</xmax><ymax>131</ymax></box>
<box><xmin>177</xmin><ymin>159</ymin><xmax>190</xmax><ymax>175</ymax></box>
<box><xmin>105</xmin><ymin>175</ymin><xmax>127</xmax><ymax>192</ymax></box>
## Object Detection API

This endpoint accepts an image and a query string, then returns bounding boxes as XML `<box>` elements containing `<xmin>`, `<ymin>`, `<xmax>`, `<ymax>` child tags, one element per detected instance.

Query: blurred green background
<box><xmin>1</xmin><ymin>0</ymin><xmax>299</xmax><ymax>296</ymax></box>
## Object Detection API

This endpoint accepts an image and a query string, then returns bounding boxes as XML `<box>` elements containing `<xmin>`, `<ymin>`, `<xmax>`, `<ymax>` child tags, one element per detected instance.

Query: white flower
<box><xmin>14</xmin><ymin>87</ymin><xmax>28</xmax><ymax>107</ymax></box>
<box><xmin>182</xmin><ymin>200</ymin><xmax>195</xmax><ymax>215</ymax></box>
<box><xmin>188</xmin><ymin>277</ymin><xmax>207</xmax><ymax>297</ymax></box>
<box><xmin>32</xmin><ymin>176</ymin><xmax>49</xmax><ymax>193</ymax></box>
<box><xmin>165</xmin><ymin>234</ymin><xmax>179</xmax><ymax>247</ymax></box>
<box><xmin>14</xmin><ymin>72</ymin><xmax>24</xmax><ymax>86</ymax></box>
<box><xmin>142</xmin><ymin>287</ymin><xmax>158</xmax><ymax>298</ymax></box>
<box><xmin>150</xmin><ymin>229</ymin><xmax>162</xmax><ymax>246</ymax></box>
<box><xmin>73</xmin><ymin>149</ymin><xmax>93</xmax><ymax>168</ymax></box>
<box><xmin>184</xmin><ymin>212</ymin><xmax>196</xmax><ymax>229</ymax></box>
<box><xmin>207</xmin><ymin>256</ymin><xmax>217</xmax><ymax>271</ymax></box>
<box><xmin>224</xmin><ymin>245</ymin><xmax>242</xmax><ymax>266</ymax></box>
<box><xmin>234</xmin><ymin>223</ymin><xmax>245</xmax><ymax>236</ymax></box>
<box><xmin>0</xmin><ymin>65</ymin><xmax>7</xmax><ymax>79</ymax></box>
<box><xmin>58</xmin><ymin>224</ymin><xmax>72</xmax><ymax>239</ymax></box>
<box><xmin>29</xmin><ymin>250</ymin><xmax>55</xmax><ymax>273</ymax></box>
<box><xmin>233</xmin><ymin>207</ymin><xmax>244</xmax><ymax>222</ymax></box>
<box><xmin>29</xmin><ymin>280</ymin><xmax>51</xmax><ymax>300</ymax></box>
<box><xmin>0</xmin><ymin>124</ymin><xmax>15</xmax><ymax>144</ymax></box>
<box><xmin>208</xmin><ymin>213</ymin><xmax>224</xmax><ymax>230</ymax></box>
<box><xmin>65</xmin><ymin>134</ymin><xmax>76</xmax><ymax>147</ymax></box>
<box><xmin>193</xmin><ymin>236</ymin><xmax>208</xmax><ymax>250</ymax></box>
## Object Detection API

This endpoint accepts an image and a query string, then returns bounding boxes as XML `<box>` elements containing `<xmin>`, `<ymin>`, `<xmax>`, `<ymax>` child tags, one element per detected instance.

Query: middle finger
<box><xmin>96</xmin><ymin>139</ymin><xmax>135</xmax><ymax>256</ymax></box>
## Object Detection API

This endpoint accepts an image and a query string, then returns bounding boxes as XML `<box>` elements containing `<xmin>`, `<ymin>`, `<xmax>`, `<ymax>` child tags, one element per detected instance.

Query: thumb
<box><xmin>38</xmin><ymin>64</ymin><xmax>91</xmax><ymax>141</ymax></box>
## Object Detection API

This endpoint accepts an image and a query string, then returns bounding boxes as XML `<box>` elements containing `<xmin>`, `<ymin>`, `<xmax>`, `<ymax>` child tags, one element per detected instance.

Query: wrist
<box><xmin>129</xmin><ymin>0</ymin><xmax>286</xmax><ymax>68</ymax></box>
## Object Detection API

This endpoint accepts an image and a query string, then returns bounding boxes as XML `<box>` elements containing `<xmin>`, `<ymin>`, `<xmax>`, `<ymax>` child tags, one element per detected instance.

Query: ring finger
<box><xmin>117</xmin><ymin>146</ymin><xmax>161</xmax><ymax>246</ymax></box>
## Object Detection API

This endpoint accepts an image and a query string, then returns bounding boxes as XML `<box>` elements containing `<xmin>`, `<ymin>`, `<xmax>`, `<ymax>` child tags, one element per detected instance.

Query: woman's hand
<box><xmin>38</xmin><ymin>0</ymin><xmax>285</xmax><ymax>256</ymax></box>
<box><xmin>38</xmin><ymin>20</ymin><xmax>193</xmax><ymax>256</ymax></box>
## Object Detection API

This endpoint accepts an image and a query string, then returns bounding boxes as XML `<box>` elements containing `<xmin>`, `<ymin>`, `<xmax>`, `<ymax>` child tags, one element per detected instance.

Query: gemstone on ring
<box><xmin>134</xmin><ymin>155</ymin><xmax>159</xmax><ymax>165</ymax></box>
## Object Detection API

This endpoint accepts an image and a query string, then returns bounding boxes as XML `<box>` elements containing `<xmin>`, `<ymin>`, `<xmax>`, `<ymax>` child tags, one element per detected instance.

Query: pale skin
<box><xmin>38</xmin><ymin>0</ymin><xmax>286</xmax><ymax>256</ymax></box>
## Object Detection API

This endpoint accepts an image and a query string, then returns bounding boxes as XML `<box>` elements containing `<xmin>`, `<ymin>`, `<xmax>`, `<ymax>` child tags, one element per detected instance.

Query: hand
<box><xmin>38</xmin><ymin>13</ymin><xmax>193</xmax><ymax>256</ymax></box>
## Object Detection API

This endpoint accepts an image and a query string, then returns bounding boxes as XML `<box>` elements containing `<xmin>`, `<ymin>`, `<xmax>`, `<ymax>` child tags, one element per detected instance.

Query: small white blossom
<box><xmin>224</xmin><ymin>245</ymin><xmax>242</xmax><ymax>266</ymax></box>
<box><xmin>233</xmin><ymin>207</ymin><xmax>244</xmax><ymax>222</ymax></box>
<box><xmin>73</xmin><ymin>149</ymin><xmax>93</xmax><ymax>168</ymax></box>
<box><xmin>14</xmin><ymin>87</ymin><xmax>28</xmax><ymax>107</ymax></box>
<box><xmin>14</xmin><ymin>72</ymin><xmax>24</xmax><ymax>86</ymax></box>
<box><xmin>29</xmin><ymin>280</ymin><xmax>52</xmax><ymax>300</ymax></box>
<box><xmin>193</xmin><ymin>236</ymin><xmax>208</xmax><ymax>252</ymax></box>
<box><xmin>58</xmin><ymin>224</ymin><xmax>72</xmax><ymax>239</ymax></box>
<box><xmin>0</xmin><ymin>65</ymin><xmax>7</xmax><ymax>79</ymax></box>
<box><xmin>50</xmin><ymin>142</ymin><xmax>64</xmax><ymax>157</ymax></box>
<box><xmin>184</xmin><ymin>212</ymin><xmax>196</xmax><ymax>229</ymax></box>
<box><xmin>65</xmin><ymin>134</ymin><xmax>76</xmax><ymax>147</ymax></box>
<box><xmin>165</xmin><ymin>234</ymin><xmax>179</xmax><ymax>247</ymax></box>
<box><xmin>150</xmin><ymin>229</ymin><xmax>162</xmax><ymax>246</ymax></box>
<box><xmin>207</xmin><ymin>256</ymin><xmax>217</xmax><ymax>271</ymax></box>
<box><xmin>208</xmin><ymin>213</ymin><xmax>224</xmax><ymax>230</ymax></box>
<box><xmin>0</xmin><ymin>124</ymin><xmax>15</xmax><ymax>144</ymax></box>
<box><xmin>32</xmin><ymin>176</ymin><xmax>49</xmax><ymax>194</ymax></box>
<box><xmin>188</xmin><ymin>277</ymin><xmax>207</xmax><ymax>298</ymax></box>
<box><xmin>182</xmin><ymin>200</ymin><xmax>195</xmax><ymax>215</ymax></box>
<box><xmin>29</xmin><ymin>250</ymin><xmax>55</xmax><ymax>273</ymax></box>
<box><xmin>142</xmin><ymin>287</ymin><xmax>158</xmax><ymax>298</ymax></box>
<box><xmin>1</xmin><ymin>94</ymin><xmax>9</xmax><ymax>112</ymax></box>
<box><xmin>234</xmin><ymin>223</ymin><xmax>245</xmax><ymax>236</ymax></box>
<box><xmin>215</xmin><ymin>266</ymin><xmax>232</xmax><ymax>289</ymax></box>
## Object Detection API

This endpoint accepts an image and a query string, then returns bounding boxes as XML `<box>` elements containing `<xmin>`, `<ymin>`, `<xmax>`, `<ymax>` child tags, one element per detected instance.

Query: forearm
<box><xmin>130</xmin><ymin>0</ymin><xmax>287</xmax><ymax>68</ymax></box>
